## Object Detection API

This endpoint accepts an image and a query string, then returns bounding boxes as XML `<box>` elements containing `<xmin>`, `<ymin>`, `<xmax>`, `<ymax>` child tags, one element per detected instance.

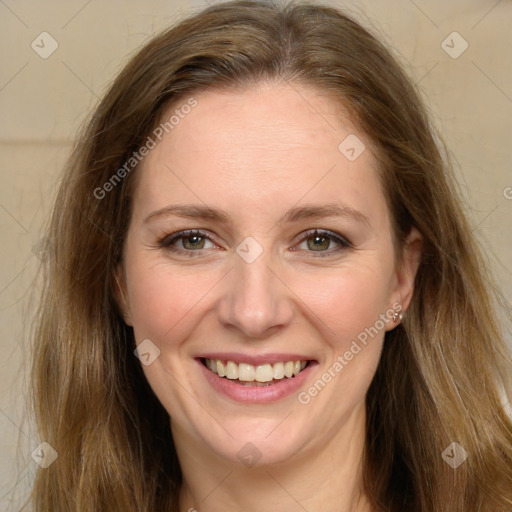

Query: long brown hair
<box><xmin>29</xmin><ymin>1</ymin><xmax>512</xmax><ymax>510</ymax></box>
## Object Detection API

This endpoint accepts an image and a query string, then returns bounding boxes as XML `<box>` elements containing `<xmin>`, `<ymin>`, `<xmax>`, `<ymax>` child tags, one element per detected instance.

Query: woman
<box><xmin>30</xmin><ymin>0</ymin><xmax>512</xmax><ymax>510</ymax></box>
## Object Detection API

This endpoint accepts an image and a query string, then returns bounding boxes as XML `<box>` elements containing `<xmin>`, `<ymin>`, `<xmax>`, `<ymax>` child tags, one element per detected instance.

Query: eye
<box><xmin>159</xmin><ymin>229</ymin><xmax>218</xmax><ymax>254</ymax></box>
<box><xmin>158</xmin><ymin>228</ymin><xmax>351</xmax><ymax>258</ymax></box>
<box><xmin>294</xmin><ymin>229</ymin><xmax>351</xmax><ymax>255</ymax></box>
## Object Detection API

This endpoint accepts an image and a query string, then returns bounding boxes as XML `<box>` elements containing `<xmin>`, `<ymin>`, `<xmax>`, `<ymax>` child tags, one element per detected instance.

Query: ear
<box><xmin>387</xmin><ymin>227</ymin><xmax>423</xmax><ymax>328</ymax></box>
<box><xmin>113</xmin><ymin>264</ymin><xmax>133</xmax><ymax>326</ymax></box>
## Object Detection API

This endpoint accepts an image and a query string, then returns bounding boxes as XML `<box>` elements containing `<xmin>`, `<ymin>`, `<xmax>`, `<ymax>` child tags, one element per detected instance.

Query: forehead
<box><xmin>132</xmin><ymin>82</ymin><xmax>389</xmax><ymax>228</ymax></box>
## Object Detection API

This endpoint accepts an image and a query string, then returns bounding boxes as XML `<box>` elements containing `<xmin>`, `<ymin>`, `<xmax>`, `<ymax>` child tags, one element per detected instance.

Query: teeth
<box><xmin>273</xmin><ymin>362</ymin><xmax>285</xmax><ymax>379</ymax></box>
<box><xmin>255</xmin><ymin>364</ymin><xmax>273</xmax><ymax>382</ymax></box>
<box><xmin>238</xmin><ymin>363</ymin><xmax>255</xmax><ymax>381</ymax></box>
<box><xmin>284</xmin><ymin>361</ymin><xmax>294</xmax><ymax>378</ymax></box>
<box><xmin>217</xmin><ymin>360</ymin><xmax>226</xmax><ymax>377</ymax></box>
<box><xmin>204</xmin><ymin>358</ymin><xmax>309</xmax><ymax>383</ymax></box>
<box><xmin>225</xmin><ymin>361</ymin><xmax>238</xmax><ymax>379</ymax></box>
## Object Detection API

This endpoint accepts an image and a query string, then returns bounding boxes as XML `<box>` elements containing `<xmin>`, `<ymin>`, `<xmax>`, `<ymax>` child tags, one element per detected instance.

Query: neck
<box><xmin>174</xmin><ymin>402</ymin><xmax>374</xmax><ymax>512</ymax></box>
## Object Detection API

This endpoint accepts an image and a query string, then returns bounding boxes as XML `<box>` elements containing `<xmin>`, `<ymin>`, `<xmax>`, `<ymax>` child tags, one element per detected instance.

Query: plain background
<box><xmin>1</xmin><ymin>0</ymin><xmax>511</xmax><ymax>509</ymax></box>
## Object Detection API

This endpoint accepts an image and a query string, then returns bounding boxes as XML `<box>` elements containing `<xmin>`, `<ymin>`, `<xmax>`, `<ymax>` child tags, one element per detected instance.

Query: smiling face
<box><xmin>117</xmin><ymin>81</ymin><xmax>421</xmax><ymax>469</ymax></box>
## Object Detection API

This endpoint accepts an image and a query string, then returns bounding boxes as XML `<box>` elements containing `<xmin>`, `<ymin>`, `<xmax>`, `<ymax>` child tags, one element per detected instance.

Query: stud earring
<box><xmin>392</xmin><ymin>311</ymin><xmax>403</xmax><ymax>323</ymax></box>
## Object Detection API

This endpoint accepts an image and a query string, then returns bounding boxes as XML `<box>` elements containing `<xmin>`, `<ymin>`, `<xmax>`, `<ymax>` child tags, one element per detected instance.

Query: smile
<box><xmin>202</xmin><ymin>358</ymin><xmax>309</xmax><ymax>386</ymax></box>
<box><xmin>197</xmin><ymin>355</ymin><xmax>318</xmax><ymax>403</ymax></box>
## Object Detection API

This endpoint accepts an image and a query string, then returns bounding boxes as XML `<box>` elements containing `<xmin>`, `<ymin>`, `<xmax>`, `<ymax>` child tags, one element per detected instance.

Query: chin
<box><xmin>198</xmin><ymin>417</ymin><xmax>308</xmax><ymax>468</ymax></box>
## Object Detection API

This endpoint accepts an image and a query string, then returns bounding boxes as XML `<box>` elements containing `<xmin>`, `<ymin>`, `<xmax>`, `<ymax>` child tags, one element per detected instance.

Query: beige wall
<box><xmin>1</xmin><ymin>0</ymin><xmax>511</xmax><ymax>508</ymax></box>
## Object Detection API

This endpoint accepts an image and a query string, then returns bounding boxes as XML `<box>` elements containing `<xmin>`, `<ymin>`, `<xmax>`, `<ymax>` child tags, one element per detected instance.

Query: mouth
<box><xmin>200</xmin><ymin>357</ymin><xmax>313</xmax><ymax>387</ymax></box>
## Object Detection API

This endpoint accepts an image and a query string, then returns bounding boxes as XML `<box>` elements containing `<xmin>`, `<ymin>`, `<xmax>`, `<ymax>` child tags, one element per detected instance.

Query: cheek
<box><xmin>125</xmin><ymin>256</ymin><xmax>221</xmax><ymax>344</ymax></box>
<box><xmin>124</xmin><ymin>256</ymin><xmax>222</xmax><ymax>418</ymax></box>
<box><xmin>290</xmin><ymin>267</ymin><xmax>390</xmax><ymax>420</ymax></box>
<box><xmin>292</xmin><ymin>262</ymin><xmax>392</xmax><ymax>347</ymax></box>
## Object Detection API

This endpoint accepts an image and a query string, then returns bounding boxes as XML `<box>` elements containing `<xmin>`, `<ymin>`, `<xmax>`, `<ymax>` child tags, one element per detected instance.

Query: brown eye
<box><xmin>160</xmin><ymin>230</ymin><xmax>217</xmax><ymax>254</ymax></box>
<box><xmin>182</xmin><ymin>234</ymin><xmax>206</xmax><ymax>250</ymax></box>
<box><xmin>294</xmin><ymin>229</ymin><xmax>352</xmax><ymax>255</ymax></box>
<box><xmin>306</xmin><ymin>234</ymin><xmax>332</xmax><ymax>251</ymax></box>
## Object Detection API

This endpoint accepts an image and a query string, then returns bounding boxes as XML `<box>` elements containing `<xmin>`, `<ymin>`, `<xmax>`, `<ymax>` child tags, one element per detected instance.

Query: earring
<box><xmin>123</xmin><ymin>313</ymin><xmax>128</xmax><ymax>319</ymax></box>
<box><xmin>392</xmin><ymin>311</ymin><xmax>403</xmax><ymax>323</ymax></box>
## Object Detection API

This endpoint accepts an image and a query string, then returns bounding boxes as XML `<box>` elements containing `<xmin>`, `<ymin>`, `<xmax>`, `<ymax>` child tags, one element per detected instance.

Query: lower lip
<box><xmin>196</xmin><ymin>359</ymin><xmax>317</xmax><ymax>403</ymax></box>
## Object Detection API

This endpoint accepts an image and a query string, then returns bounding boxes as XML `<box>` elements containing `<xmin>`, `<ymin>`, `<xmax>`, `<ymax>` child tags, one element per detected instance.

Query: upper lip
<box><xmin>196</xmin><ymin>352</ymin><xmax>316</xmax><ymax>366</ymax></box>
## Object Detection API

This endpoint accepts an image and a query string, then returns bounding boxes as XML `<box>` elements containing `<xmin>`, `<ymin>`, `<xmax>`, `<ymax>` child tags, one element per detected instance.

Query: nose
<box><xmin>217</xmin><ymin>248</ymin><xmax>295</xmax><ymax>339</ymax></box>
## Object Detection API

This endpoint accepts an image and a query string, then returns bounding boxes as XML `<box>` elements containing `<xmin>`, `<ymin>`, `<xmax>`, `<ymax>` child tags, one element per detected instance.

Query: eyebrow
<box><xmin>144</xmin><ymin>202</ymin><xmax>370</xmax><ymax>227</ymax></box>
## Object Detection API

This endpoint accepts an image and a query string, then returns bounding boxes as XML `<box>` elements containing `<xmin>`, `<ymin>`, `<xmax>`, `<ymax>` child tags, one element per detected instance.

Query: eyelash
<box><xmin>158</xmin><ymin>229</ymin><xmax>352</xmax><ymax>257</ymax></box>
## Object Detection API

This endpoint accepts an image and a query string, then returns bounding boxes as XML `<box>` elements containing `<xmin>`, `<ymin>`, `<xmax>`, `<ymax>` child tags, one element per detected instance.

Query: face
<box><xmin>117</xmin><ymin>81</ymin><xmax>421</xmax><ymax>468</ymax></box>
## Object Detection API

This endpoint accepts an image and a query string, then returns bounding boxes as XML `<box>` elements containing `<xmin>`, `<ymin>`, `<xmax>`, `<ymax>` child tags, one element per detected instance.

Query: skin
<box><xmin>116</xmin><ymin>81</ymin><xmax>422</xmax><ymax>512</ymax></box>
